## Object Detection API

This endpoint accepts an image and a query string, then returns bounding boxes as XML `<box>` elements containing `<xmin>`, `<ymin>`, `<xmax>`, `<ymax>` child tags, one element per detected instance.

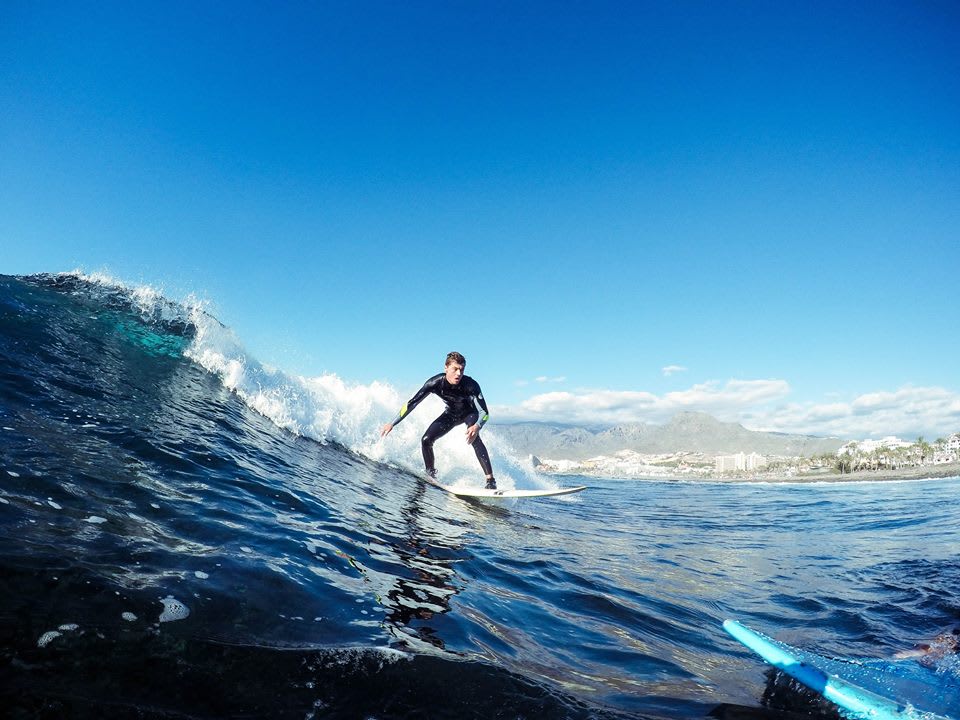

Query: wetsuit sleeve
<box><xmin>389</xmin><ymin>375</ymin><xmax>439</xmax><ymax>427</ymax></box>
<box><xmin>473</xmin><ymin>384</ymin><xmax>490</xmax><ymax>428</ymax></box>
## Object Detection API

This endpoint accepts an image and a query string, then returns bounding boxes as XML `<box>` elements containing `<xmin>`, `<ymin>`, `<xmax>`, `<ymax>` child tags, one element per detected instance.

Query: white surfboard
<box><xmin>427</xmin><ymin>479</ymin><xmax>586</xmax><ymax>499</ymax></box>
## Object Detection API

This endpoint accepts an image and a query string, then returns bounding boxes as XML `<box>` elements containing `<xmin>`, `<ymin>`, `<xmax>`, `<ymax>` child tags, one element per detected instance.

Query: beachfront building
<box><xmin>715</xmin><ymin>454</ymin><xmax>739</xmax><ymax>473</ymax></box>
<box><xmin>837</xmin><ymin>436</ymin><xmax>912</xmax><ymax>455</ymax></box>
<box><xmin>715</xmin><ymin>452</ymin><xmax>767</xmax><ymax>473</ymax></box>
<box><xmin>933</xmin><ymin>433</ymin><xmax>960</xmax><ymax>464</ymax></box>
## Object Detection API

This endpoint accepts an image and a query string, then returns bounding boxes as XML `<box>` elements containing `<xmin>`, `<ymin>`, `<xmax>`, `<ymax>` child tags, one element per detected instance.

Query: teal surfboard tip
<box><xmin>723</xmin><ymin>619</ymin><xmax>955</xmax><ymax>720</ymax></box>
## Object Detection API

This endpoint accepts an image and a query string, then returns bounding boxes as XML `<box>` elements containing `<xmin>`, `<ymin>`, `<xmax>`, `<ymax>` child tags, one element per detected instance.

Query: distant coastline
<box><xmin>502</xmin><ymin>413</ymin><xmax>960</xmax><ymax>484</ymax></box>
<box><xmin>757</xmin><ymin>461</ymin><xmax>960</xmax><ymax>484</ymax></box>
<box><xmin>541</xmin><ymin>461</ymin><xmax>960</xmax><ymax>484</ymax></box>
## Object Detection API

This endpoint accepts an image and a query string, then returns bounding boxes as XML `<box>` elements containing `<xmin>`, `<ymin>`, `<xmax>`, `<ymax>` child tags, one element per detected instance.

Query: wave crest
<box><xmin>33</xmin><ymin>271</ymin><xmax>546</xmax><ymax>490</ymax></box>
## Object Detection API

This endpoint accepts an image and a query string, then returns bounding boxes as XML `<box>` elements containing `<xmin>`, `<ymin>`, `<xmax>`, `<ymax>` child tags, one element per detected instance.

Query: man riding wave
<box><xmin>380</xmin><ymin>351</ymin><xmax>496</xmax><ymax>490</ymax></box>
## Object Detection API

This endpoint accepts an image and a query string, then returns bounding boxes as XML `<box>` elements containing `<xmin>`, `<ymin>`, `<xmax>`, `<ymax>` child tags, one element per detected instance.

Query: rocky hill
<box><xmin>492</xmin><ymin>411</ymin><xmax>844</xmax><ymax>460</ymax></box>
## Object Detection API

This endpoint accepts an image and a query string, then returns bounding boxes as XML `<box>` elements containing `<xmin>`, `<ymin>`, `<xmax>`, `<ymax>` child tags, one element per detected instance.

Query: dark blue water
<box><xmin>2</xmin><ymin>273</ymin><xmax>958</xmax><ymax>719</ymax></box>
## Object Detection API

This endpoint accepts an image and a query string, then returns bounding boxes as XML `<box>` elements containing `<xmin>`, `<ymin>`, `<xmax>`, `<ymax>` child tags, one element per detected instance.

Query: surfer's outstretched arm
<box><xmin>380</xmin><ymin>375</ymin><xmax>441</xmax><ymax>437</ymax></box>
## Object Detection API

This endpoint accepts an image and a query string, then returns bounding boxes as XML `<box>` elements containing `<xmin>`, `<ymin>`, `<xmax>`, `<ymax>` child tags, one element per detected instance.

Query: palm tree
<box><xmin>876</xmin><ymin>447</ymin><xmax>890</xmax><ymax>469</ymax></box>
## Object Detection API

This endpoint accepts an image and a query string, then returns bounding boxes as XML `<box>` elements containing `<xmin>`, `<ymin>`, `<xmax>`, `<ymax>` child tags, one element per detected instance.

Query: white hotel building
<box><xmin>715</xmin><ymin>452</ymin><xmax>767</xmax><ymax>473</ymax></box>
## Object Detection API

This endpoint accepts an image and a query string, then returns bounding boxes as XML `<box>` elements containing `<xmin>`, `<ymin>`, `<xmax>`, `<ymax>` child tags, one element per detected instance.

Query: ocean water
<box><xmin>1</xmin><ymin>272</ymin><xmax>959</xmax><ymax>719</ymax></box>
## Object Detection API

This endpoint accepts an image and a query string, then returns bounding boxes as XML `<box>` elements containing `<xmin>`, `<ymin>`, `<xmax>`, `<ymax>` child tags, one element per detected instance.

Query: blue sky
<box><xmin>3</xmin><ymin>1</ymin><xmax>959</xmax><ymax>439</ymax></box>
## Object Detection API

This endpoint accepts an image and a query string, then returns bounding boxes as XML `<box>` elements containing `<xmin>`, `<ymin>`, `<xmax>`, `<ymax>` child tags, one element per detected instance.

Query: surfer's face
<box><xmin>445</xmin><ymin>361</ymin><xmax>464</xmax><ymax>385</ymax></box>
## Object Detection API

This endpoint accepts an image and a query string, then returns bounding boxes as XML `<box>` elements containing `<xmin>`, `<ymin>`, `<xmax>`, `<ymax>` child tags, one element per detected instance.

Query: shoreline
<box><xmin>759</xmin><ymin>462</ymin><xmax>960</xmax><ymax>484</ymax></box>
<box><xmin>546</xmin><ymin>462</ymin><xmax>960</xmax><ymax>484</ymax></box>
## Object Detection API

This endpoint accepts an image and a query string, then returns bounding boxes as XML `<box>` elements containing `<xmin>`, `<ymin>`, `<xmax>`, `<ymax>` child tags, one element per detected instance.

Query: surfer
<box><xmin>380</xmin><ymin>352</ymin><xmax>497</xmax><ymax>489</ymax></box>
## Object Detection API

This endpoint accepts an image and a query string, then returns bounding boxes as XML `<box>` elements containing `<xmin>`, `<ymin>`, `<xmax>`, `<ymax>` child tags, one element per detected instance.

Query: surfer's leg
<box><xmin>421</xmin><ymin>413</ymin><xmax>458</xmax><ymax>475</ymax></box>
<box><xmin>462</xmin><ymin>411</ymin><xmax>495</xmax><ymax>488</ymax></box>
<box><xmin>471</xmin><ymin>436</ymin><xmax>492</xmax><ymax>474</ymax></box>
<box><xmin>472</xmin><ymin>436</ymin><xmax>497</xmax><ymax>488</ymax></box>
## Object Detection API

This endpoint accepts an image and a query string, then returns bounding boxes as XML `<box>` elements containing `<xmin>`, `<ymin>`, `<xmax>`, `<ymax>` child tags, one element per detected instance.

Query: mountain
<box><xmin>493</xmin><ymin>411</ymin><xmax>844</xmax><ymax>460</ymax></box>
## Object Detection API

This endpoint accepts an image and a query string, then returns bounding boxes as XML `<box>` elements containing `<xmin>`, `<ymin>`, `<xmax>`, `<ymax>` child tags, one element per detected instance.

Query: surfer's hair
<box><xmin>445</xmin><ymin>352</ymin><xmax>466</xmax><ymax>367</ymax></box>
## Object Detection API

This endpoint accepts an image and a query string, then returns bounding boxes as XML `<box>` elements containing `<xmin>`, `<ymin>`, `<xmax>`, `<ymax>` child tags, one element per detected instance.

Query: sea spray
<box><xmin>182</xmin><ymin>290</ymin><xmax>549</xmax><ymax>489</ymax></box>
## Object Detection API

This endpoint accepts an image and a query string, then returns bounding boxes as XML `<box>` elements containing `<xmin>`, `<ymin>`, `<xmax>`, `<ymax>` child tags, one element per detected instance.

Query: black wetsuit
<box><xmin>390</xmin><ymin>373</ymin><xmax>492</xmax><ymax>477</ymax></box>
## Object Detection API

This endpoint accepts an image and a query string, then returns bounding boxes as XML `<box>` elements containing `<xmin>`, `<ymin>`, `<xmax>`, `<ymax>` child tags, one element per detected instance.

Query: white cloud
<box><xmin>515</xmin><ymin>375</ymin><xmax>566</xmax><ymax>386</ymax></box>
<box><xmin>665</xmin><ymin>379</ymin><xmax>789</xmax><ymax>409</ymax></box>
<box><xmin>496</xmin><ymin>381</ymin><xmax>960</xmax><ymax>439</ymax></box>
<box><xmin>662</xmin><ymin>365</ymin><xmax>687</xmax><ymax>377</ymax></box>
<box><xmin>752</xmin><ymin>386</ymin><xmax>960</xmax><ymax>439</ymax></box>
<box><xmin>498</xmin><ymin>379</ymin><xmax>790</xmax><ymax>426</ymax></box>
<box><xmin>511</xmin><ymin>389</ymin><xmax>660</xmax><ymax>426</ymax></box>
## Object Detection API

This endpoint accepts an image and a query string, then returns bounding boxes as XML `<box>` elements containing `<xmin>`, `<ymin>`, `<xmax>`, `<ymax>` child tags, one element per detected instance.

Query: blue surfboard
<box><xmin>723</xmin><ymin>620</ymin><xmax>955</xmax><ymax>720</ymax></box>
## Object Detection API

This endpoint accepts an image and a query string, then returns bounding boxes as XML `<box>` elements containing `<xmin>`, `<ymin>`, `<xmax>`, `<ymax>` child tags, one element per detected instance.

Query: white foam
<box><xmin>194</xmin><ymin>571</ymin><xmax>209</xmax><ymax>579</ymax></box>
<box><xmin>58</xmin><ymin>623</ymin><xmax>79</xmax><ymax>632</ymax></box>
<box><xmin>37</xmin><ymin>630</ymin><xmax>61</xmax><ymax>648</ymax></box>
<box><xmin>84</xmin><ymin>516</ymin><xmax>108</xmax><ymax>524</ymax></box>
<box><xmin>317</xmin><ymin>647</ymin><xmax>411</xmax><ymax>670</ymax></box>
<box><xmin>122</xmin><ymin>612</ymin><xmax>137</xmax><ymax>622</ymax></box>
<box><xmin>185</xmin><ymin>311</ymin><xmax>397</xmax><ymax>453</ymax></box>
<box><xmin>7</xmin><ymin>471</ymin><xmax>20</xmax><ymax>477</ymax></box>
<box><xmin>184</xmin><ymin>311</ymin><xmax>549</xmax><ymax>490</ymax></box>
<box><xmin>47</xmin><ymin>499</ymin><xmax>62</xmax><ymax>510</ymax></box>
<box><xmin>59</xmin><ymin>270</ymin><xmax>195</xmax><ymax>327</ymax></box>
<box><xmin>158</xmin><ymin>595</ymin><xmax>190</xmax><ymax>623</ymax></box>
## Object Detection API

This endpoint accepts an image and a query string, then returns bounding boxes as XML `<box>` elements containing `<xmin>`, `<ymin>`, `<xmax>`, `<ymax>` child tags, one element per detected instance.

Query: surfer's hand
<box><xmin>465</xmin><ymin>424</ymin><xmax>479</xmax><ymax>444</ymax></box>
<box><xmin>380</xmin><ymin>423</ymin><xmax>393</xmax><ymax>438</ymax></box>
